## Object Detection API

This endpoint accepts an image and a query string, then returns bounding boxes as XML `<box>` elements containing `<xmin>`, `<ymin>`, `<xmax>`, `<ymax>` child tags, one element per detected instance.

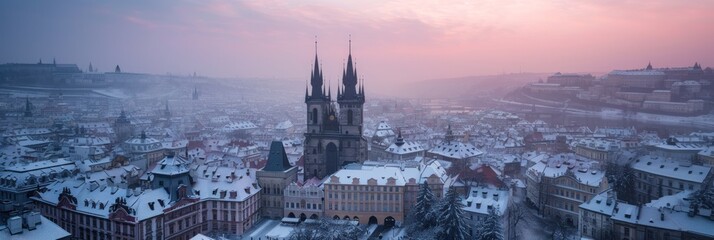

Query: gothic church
<box><xmin>304</xmin><ymin>40</ymin><xmax>368</xmax><ymax>179</ymax></box>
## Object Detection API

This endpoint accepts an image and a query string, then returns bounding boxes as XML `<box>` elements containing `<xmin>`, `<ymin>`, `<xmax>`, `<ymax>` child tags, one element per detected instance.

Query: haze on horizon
<box><xmin>2</xmin><ymin>0</ymin><xmax>713</xmax><ymax>87</ymax></box>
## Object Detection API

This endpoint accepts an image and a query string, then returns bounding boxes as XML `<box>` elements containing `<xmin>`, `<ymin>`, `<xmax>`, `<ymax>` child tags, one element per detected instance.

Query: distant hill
<box><xmin>385</xmin><ymin>73</ymin><xmax>551</xmax><ymax>99</ymax></box>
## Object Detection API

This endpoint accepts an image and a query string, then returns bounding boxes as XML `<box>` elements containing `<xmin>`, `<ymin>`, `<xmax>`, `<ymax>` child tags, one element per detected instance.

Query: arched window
<box><xmin>347</xmin><ymin>109</ymin><xmax>353</xmax><ymax>125</ymax></box>
<box><xmin>312</xmin><ymin>108</ymin><xmax>318</xmax><ymax>124</ymax></box>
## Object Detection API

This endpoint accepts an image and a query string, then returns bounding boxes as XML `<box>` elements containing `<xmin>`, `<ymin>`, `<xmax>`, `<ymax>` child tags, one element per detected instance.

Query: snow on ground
<box><xmin>264</xmin><ymin>224</ymin><xmax>295</xmax><ymax>239</ymax></box>
<box><xmin>241</xmin><ymin>219</ymin><xmax>282</xmax><ymax>240</ymax></box>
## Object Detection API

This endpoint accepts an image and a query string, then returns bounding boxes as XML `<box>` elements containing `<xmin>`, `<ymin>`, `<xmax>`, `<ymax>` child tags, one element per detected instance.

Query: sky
<box><xmin>1</xmin><ymin>0</ymin><xmax>713</xmax><ymax>86</ymax></box>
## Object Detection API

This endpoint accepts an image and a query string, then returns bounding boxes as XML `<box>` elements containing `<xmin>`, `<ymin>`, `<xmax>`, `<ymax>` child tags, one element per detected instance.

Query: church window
<box><xmin>347</xmin><ymin>110</ymin><xmax>353</xmax><ymax>125</ymax></box>
<box><xmin>312</xmin><ymin>108</ymin><xmax>318</xmax><ymax>124</ymax></box>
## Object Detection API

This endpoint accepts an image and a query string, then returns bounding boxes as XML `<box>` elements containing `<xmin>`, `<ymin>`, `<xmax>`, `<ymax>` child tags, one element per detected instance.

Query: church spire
<box><xmin>309</xmin><ymin>37</ymin><xmax>325</xmax><ymax>98</ymax></box>
<box><xmin>646</xmin><ymin>61</ymin><xmax>653</xmax><ymax>70</ymax></box>
<box><xmin>340</xmin><ymin>36</ymin><xmax>359</xmax><ymax>100</ymax></box>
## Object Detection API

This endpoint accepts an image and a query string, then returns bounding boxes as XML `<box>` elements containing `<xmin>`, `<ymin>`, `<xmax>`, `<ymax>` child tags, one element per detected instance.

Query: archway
<box><xmin>310</xmin><ymin>214</ymin><xmax>318</xmax><ymax>220</ymax></box>
<box><xmin>343</xmin><ymin>216</ymin><xmax>351</xmax><ymax>221</ymax></box>
<box><xmin>300</xmin><ymin>213</ymin><xmax>307</xmax><ymax>222</ymax></box>
<box><xmin>353</xmin><ymin>216</ymin><xmax>359</xmax><ymax>223</ymax></box>
<box><xmin>368</xmin><ymin>216</ymin><xmax>378</xmax><ymax>225</ymax></box>
<box><xmin>384</xmin><ymin>216</ymin><xmax>395</xmax><ymax>227</ymax></box>
<box><xmin>288</xmin><ymin>212</ymin><xmax>295</xmax><ymax>218</ymax></box>
<box><xmin>326</xmin><ymin>143</ymin><xmax>339</xmax><ymax>174</ymax></box>
<box><xmin>333</xmin><ymin>215</ymin><xmax>340</xmax><ymax>220</ymax></box>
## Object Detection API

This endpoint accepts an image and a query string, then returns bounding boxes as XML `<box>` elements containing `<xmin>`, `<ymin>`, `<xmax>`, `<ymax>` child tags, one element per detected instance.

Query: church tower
<box><xmin>114</xmin><ymin>109</ymin><xmax>133</xmax><ymax>143</ymax></box>
<box><xmin>303</xmin><ymin>39</ymin><xmax>367</xmax><ymax>180</ymax></box>
<box><xmin>336</xmin><ymin>37</ymin><xmax>367</xmax><ymax>168</ymax></box>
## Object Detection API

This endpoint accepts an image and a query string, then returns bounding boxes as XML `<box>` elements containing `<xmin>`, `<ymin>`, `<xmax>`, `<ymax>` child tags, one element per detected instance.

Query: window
<box><xmin>624</xmin><ymin>227</ymin><xmax>630</xmax><ymax>235</ymax></box>
<box><xmin>312</xmin><ymin>109</ymin><xmax>318</xmax><ymax>124</ymax></box>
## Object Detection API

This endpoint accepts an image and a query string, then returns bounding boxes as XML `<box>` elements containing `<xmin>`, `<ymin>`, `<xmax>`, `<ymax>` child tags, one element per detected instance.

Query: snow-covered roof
<box><xmin>192</xmin><ymin>166</ymin><xmax>259</xmax><ymax>202</ymax></box>
<box><xmin>385</xmin><ymin>141</ymin><xmax>424</xmax><ymax>155</ymax></box>
<box><xmin>579</xmin><ymin>190</ymin><xmax>616</xmax><ymax>216</ymax></box>
<box><xmin>275</xmin><ymin>120</ymin><xmax>293</xmax><ymax>130</ymax></box>
<box><xmin>220</xmin><ymin>121</ymin><xmax>258</xmax><ymax>132</ymax></box>
<box><xmin>428</xmin><ymin>140</ymin><xmax>483</xmax><ymax>160</ymax></box>
<box><xmin>35</xmin><ymin>180</ymin><xmax>170</xmax><ymax>221</ymax></box>
<box><xmin>612</xmin><ymin>203</ymin><xmax>714</xmax><ymax>238</ymax></box>
<box><xmin>327</xmin><ymin>167</ymin><xmax>406</xmax><ymax>186</ymax></box>
<box><xmin>151</xmin><ymin>155</ymin><xmax>189</xmax><ymax>176</ymax></box>
<box><xmin>0</xmin><ymin>216</ymin><xmax>70</xmax><ymax>240</ymax></box>
<box><xmin>632</xmin><ymin>155</ymin><xmax>711</xmax><ymax>183</ymax></box>
<box><xmin>462</xmin><ymin>186</ymin><xmax>509</xmax><ymax>216</ymax></box>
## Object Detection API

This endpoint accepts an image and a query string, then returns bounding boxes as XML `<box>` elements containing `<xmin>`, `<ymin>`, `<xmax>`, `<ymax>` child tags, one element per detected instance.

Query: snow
<box><xmin>150</xmin><ymin>155</ymin><xmax>189</xmax><ymax>176</ymax></box>
<box><xmin>428</xmin><ymin>140</ymin><xmax>483</xmax><ymax>160</ymax></box>
<box><xmin>631</xmin><ymin>155</ymin><xmax>711</xmax><ymax>183</ymax></box>
<box><xmin>328</xmin><ymin>167</ymin><xmax>406</xmax><ymax>186</ymax></box>
<box><xmin>0</xmin><ymin>216</ymin><xmax>70</xmax><ymax>240</ymax></box>
<box><xmin>579</xmin><ymin>190</ymin><xmax>616</xmax><ymax>215</ymax></box>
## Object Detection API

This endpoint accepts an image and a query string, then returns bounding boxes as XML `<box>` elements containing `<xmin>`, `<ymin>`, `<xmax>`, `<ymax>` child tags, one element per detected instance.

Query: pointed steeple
<box><xmin>340</xmin><ymin>36</ymin><xmax>359</xmax><ymax>99</ymax></box>
<box><xmin>88</xmin><ymin>62</ymin><xmax>94</xmax><ymax>72</ymax></box>
<box><xmin>309</xmin><ymin>38</ymin><xmax>325</xmax><ymax>98</ymax></box>
<box><xmin>646</xmin><ymin>62</ymin><xmax>653</xmax><ymax>70</ymax></box>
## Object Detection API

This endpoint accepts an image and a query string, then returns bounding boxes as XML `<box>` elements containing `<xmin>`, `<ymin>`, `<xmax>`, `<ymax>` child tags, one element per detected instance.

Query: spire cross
<box><xmin>349</xmin><ymin>34</ymin><xmax>352</xmax><ymax>55</ymax></box>
<box><xmin>314</xmin><ymin>35</ymin><xmax>318</xmax><ymax>55</ymax></box>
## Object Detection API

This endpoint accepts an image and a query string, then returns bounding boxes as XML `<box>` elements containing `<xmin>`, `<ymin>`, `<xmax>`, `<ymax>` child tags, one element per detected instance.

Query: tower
<box><xmin>335</xmin><ymin>37</ymin><xmax>367</xmax><ymax>168</ymax></box>
<box><xmin>192</xmin><ymin>87</ymin><xmax>199</xmax><ymax>100</ymax></box>
<box><xmin>257</xmin><ymin>141</ymin><xmax>297</xmax><ymax>218</ymax></box>
<box><xmin>23</xmin><ymin>97</ymin><xmax>32</xmax><ymax>118</ymax></box>
<box><xmin>114</xmin><ymin>109</ymin><xmax>133</xmax><ymax>143</ymax></box>
<box><xmin>163</xmin><ymin>100</ymin><xmax>171</xmax><ymax>118</ymax></box>
<box><xmin>303</xmin><ymin>39</ymin><xmax>368</xmax><ymax>180</ymax></box>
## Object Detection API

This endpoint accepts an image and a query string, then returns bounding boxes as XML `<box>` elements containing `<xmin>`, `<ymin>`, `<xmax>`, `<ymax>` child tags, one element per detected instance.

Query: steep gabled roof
<box><xmin>262</xmin><ymin>141</ymin><xmax>292</xmax><ymax>171</ymax></box>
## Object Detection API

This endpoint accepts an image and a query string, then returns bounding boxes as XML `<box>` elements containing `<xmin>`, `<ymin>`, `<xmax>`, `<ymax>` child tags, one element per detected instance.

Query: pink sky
<box><xmin>2</xmin><ymin>0</ymin><xmax>713</xmax><ymax>86</ymax></box>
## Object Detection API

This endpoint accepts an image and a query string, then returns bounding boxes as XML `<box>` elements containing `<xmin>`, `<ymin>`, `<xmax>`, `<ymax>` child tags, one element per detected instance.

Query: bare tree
<box><xmin>506</xmin><ymin>201</ymin><xmax>527</xmax><ymax>240</ymax></box>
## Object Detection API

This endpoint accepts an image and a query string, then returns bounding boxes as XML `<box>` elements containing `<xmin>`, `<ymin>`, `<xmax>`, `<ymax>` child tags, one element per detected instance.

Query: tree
<box><xmin>436</xmin><ymin>188</ymin><xmax>470</xmax><ymax>240</ymax></box>
<box><xmin>689</xmin><ymin>185</ymin><xmax>714</xmax><ymax>216</ymax></box>
<box><xmin>412</xmin><ymin>181</ymin><xmax>437</xmax><ymax>229</ymax></box>
<box><xmin>506</xmin><ymin>201</ymin><xmax>527</xmax><ymax>240</ymax></box>
<box><xmin>606</xmin><ymin>160</ymin><xmax>636</xmax><ymax>204</ymax></box>
<box><xmin>288</xmin><ymin>218</ymin><xmax>366</xmax><ymax>240</ymax></box>
<box><xmin>474</xmin><ymin>208</ymin><xmax>504</xmax><ymax>240</ymax></box>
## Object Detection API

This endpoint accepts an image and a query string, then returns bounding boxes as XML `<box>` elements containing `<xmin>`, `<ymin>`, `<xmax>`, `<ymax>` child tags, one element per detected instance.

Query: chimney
<box><xmin>26</xmin><ymin>212</ymin><xmax>41</xmax><ymax>230</ymax></box>
<box><xmin>8</xmin><ymin>216</ymin><xmax>22</xmax><ymax>235</ymax></box>
<box><xmin>493</xmin><ymin>193</ymin><xmax>499</xmax><ymax>201</ymax></box>
<box><xmin>482</xmin><ymin>191</ymin><xmax>487</xmax><ymax>199</ymax></box>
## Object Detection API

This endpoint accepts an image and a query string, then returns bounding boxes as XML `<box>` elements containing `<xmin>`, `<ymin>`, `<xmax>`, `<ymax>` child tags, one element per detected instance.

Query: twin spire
<box><xmin>306</xmin><ymin>36</ymin><xmax>365</xmax><ymax>102</ymax></box>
